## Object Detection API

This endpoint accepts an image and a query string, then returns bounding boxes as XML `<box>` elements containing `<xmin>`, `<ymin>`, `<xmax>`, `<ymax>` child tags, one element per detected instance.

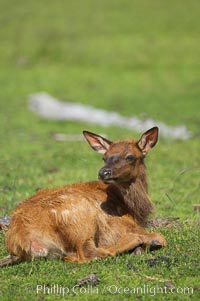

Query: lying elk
<box><xmin>1</xmin><ymin>127</ymin><xmax>166</xmax><ymax>266</ymax></box>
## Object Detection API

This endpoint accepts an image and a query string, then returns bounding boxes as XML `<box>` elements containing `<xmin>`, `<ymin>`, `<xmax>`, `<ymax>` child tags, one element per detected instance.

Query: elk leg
<box><xmin>85</xmin><ymin>235</ymin><xmax>143</xmax><ymax>259</ymax></box>
<box><xmin>64</xmin><ymin>243</ymin><xmax>87</xmax><ymax>263</ymax></box>
<box><xmin>104</xmin><ymin>234</ymin><xmax>143</xmax><ymax>254</ymax></box>
<box><xmin>104</xmin><ymin>232</ymin><xmax>166</xmax><ymax>254</ymax></box>
<box><xmin>64</xmin><ymin>231</ymin><xmax>166</xmax><ymax>263</ymax></box>
<box><xmin>64</xmin><ymin>240</ymin><xmax>115</xmax><ymax>262</ymax></box>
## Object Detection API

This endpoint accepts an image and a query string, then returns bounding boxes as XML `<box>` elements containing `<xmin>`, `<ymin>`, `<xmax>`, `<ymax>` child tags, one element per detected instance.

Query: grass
<box><xmin>0</xmin><ymin>0</ymin><xmax>200</xmax><ymax>300</ymax></box>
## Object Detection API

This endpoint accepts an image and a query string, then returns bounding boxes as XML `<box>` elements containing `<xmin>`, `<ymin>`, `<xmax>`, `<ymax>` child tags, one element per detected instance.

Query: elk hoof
<box><xmin>131</xmin><ymin>246</ymin><xmax>144</xmax><ymax>255</ymax></box>
<box><xmin>149</xmin><ymin>240</ymin><xmax>163</xmax><ymax>251</ymax></box>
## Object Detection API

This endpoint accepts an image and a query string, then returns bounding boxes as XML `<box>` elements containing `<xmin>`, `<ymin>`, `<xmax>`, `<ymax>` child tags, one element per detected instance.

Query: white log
<box><xmin>29</xmin><ymin>92</ymin><xmax>192</xmax><ymax>140</ymax></box>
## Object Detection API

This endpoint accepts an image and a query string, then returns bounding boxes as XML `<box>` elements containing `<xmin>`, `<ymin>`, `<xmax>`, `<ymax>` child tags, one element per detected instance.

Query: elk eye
<box><xmin>126</xmin><ymin>155</ymin><xmax>135</xmax><ymax>162</ymax></box>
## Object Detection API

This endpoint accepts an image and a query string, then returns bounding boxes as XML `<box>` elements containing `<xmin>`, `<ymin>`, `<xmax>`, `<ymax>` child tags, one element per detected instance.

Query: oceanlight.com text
<box><xmin>36</xmin><ymin>284</ymin><xmax>194</xmax><ymax>296</ymax></box>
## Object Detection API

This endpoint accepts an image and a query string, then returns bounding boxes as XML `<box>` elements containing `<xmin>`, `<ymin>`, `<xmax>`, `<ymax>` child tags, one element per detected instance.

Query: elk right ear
<box><xmin>83</xmin><ymin>131</ymin><xmax>112</xmax><ymax>154</ymax></box>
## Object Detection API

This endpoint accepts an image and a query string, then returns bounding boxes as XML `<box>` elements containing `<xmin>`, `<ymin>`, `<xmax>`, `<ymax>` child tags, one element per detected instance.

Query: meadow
<box><xmin>0</xmin><ymin>0</ymin><xmax>199</xmax><ymax>300</ymax></box>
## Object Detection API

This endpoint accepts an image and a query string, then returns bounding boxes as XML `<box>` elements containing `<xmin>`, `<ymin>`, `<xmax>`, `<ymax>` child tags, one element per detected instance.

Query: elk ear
<box><xmin>137</xmin><ymin>127</ymin><xmax>159</xmax><ymax>155</ymax></box>
<box><xmin>83</xmin><ymin>131</ymin><xmax>112</xmax><ymax>154</ymax></box>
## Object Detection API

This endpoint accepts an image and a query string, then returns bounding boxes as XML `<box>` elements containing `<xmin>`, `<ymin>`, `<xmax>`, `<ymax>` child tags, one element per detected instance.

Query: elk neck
<box><xmin>106</xmin><ymin>161</ymin><xmax>154</xmax><ymax>226</ymax></box>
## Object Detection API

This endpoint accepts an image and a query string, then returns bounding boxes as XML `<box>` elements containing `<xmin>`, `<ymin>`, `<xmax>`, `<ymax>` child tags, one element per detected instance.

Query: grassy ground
<box><xmin>0</xmin><ymin>0</ymin><xmax>200</xmax><ymax>300</ymax></box>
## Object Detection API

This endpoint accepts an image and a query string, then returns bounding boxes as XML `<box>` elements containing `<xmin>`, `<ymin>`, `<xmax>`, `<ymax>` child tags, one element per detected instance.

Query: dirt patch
<box><xmin>147</xmin><ymin>217</ymin><xmax>180</xmax><ymax>228</ymax></box>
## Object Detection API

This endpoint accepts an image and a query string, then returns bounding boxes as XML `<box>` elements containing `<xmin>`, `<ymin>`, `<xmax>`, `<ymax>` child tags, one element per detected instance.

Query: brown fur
<box><xmin>2</xmin><ymin>127</ymin><xmax>166</xmax><ymax>266</ymax></box>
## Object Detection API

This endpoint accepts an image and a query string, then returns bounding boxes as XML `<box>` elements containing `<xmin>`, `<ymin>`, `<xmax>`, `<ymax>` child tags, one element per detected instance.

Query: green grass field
<box><xmin>0</xmin><ymin>0</ymin><xmax>199</xmax><ymax>300</ymax></box>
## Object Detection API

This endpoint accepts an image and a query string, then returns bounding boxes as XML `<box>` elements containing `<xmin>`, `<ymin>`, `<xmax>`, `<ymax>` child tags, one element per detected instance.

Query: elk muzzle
<box><xmin>98</xmin><ymin>167</ymin><xmax>113</xmax><ymax>182</ymax></box>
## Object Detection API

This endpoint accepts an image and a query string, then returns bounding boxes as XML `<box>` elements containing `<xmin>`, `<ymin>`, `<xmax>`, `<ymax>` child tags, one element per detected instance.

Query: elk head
<box><xmin>83</xmin><ymin>127</ymin><xmax>158</xmax><ymax>185</ymax></box>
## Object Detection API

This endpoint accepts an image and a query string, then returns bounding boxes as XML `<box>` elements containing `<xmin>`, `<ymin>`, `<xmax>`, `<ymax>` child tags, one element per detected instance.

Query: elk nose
<box><xmin>98</xmin><ymin>168</ymin><xmax>112</xmax><ymax>180</ymax></box>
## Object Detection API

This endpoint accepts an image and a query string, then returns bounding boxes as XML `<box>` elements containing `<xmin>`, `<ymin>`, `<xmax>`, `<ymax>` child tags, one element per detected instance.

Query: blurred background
<box><xmin>0</xmin><ymin>0</ymin><xmax>199</xmax><ymax>217</ymax></box>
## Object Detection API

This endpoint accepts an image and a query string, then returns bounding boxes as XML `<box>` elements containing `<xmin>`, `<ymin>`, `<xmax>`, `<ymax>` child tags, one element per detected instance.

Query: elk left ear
<box><xmin>137</xmin><ymin>127</ymin><xmax>159</xmax><ymax>155</ymax></box>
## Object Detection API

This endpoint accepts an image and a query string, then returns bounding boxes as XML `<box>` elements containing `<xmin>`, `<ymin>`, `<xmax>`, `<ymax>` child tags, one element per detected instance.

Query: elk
<box><xmin>1</xmin><ymin>127</ymin><xmax>166</xmax><ymax>266</ymax></box>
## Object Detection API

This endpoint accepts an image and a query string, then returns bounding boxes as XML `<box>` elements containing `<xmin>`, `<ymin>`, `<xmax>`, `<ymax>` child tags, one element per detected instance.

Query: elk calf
<box><xmin>2</xmin><ymin>127</ymin><xmax>166</xmax><ymax>265</ymax></box>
